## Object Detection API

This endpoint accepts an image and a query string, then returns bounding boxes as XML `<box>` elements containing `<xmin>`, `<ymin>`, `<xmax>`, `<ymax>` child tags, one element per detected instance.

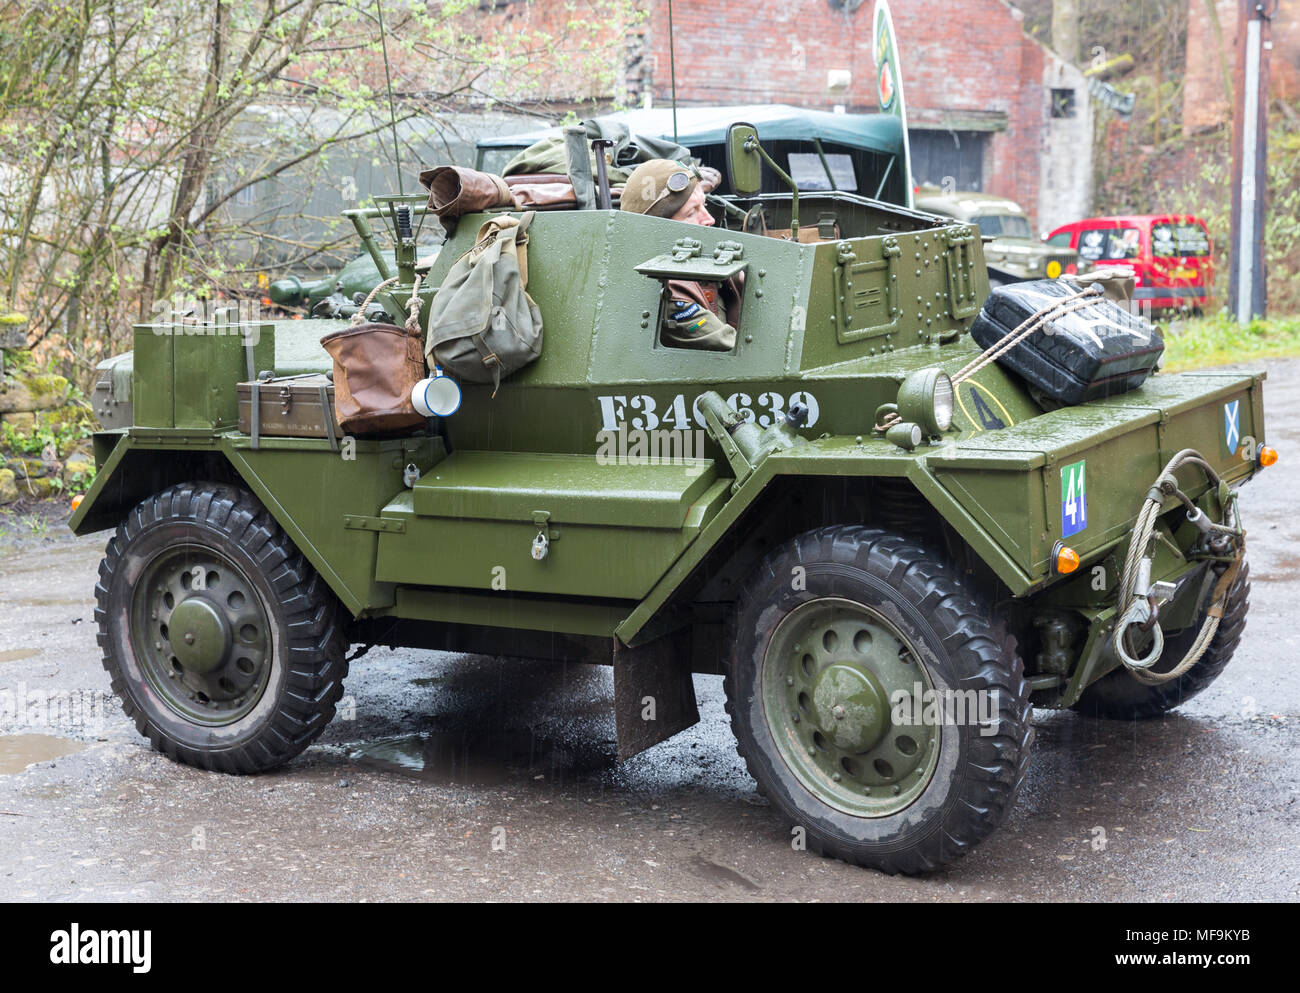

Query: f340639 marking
<box><xmin>597</xmin><ymin>390</ymin><xmax>821</xmax><ymax>432</ymax></box>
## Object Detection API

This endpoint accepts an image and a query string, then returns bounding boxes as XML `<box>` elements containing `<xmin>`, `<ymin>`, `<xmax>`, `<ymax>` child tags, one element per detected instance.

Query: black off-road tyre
<box><xmin>95</xmin><ymin>482</ymin><xmax>349</xmax><ymax>773</ymax></box>
<box><xmin>724</xmin><ymin>526</ymin><xmax>1033</xmax><ymax>875</ymax></box>
<box><xmin>1072</xmin><ymin>560</ymin><xmax>1250</xmax><ymax>720</ymax></box>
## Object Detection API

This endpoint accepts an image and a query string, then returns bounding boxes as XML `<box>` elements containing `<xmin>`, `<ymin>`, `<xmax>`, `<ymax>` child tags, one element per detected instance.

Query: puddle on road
<box><xmin>0</xmin><ymin>734</ymin><xmax>87</xmax><ymax>775</ymax></box>
<box><xmin>349</xmin><ymin>730</ymin><xmax>553</xmax><ymax>786</ymax></box>
<box><xmin>0</xmin><ymin>648</ymin><xmax>40</xmax><ymax>664</ymax></box>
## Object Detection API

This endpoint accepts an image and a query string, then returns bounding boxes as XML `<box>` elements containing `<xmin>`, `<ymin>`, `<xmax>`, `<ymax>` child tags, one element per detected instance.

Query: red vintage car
<box><xmin>1044</xmin><ymin>214</ymin><xmax>1213</xmax><ymax>312</ymax></box>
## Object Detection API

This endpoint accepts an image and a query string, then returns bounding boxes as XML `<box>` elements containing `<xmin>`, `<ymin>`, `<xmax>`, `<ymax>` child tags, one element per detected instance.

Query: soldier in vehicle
<box><xmin>620</xmin><ymin>159</ymin><xmax>740</xmax><ymax>351</ymax></box>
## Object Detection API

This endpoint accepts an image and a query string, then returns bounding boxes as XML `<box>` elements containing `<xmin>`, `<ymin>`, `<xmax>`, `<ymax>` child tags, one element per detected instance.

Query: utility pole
<box><xmin>1229</xmin><ymin>1</ymin><xmax>1274</xmax><ymax>323</ymax></box>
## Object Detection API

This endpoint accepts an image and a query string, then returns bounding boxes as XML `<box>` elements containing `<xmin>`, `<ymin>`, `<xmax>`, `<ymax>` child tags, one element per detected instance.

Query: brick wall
<box><xmin>641</xmin><ymin>0</ymin><xmax>1053</xmax><ymax>223</ymax></box>
<box><xmin>466</xmin><ymin>0</ymin><xmax>1086</xmax><ymax>226</ymax></box>
<box><xmin>1184</xmin><ymin>0</ymin><xmax>1300</xmax><ymax>134</ymax></box>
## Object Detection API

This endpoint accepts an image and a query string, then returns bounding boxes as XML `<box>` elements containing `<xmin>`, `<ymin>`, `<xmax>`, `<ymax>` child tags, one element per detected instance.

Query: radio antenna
<box><xmin>667</xmin><ymin>0</ymin><xmax>679</xmax><ymax>143</ymax></box>
<box><xmin>376</xmin><ymin>0</ymin><xmax>403</xmax><ymax>194</ymax></box>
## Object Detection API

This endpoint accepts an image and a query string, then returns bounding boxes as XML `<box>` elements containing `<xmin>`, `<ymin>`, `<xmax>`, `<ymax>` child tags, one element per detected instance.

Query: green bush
<box><xmin>1161</xmin><ymin>312</ymin><xmax>1300</xmax><ymax>371</ymax></box>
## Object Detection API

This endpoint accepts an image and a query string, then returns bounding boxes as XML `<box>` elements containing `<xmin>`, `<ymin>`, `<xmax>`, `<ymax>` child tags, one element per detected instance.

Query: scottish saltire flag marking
<box><xmin>1224</xmin><ymin>400</ymin><xmax>1240</xmax><ymax>453</ymax></box>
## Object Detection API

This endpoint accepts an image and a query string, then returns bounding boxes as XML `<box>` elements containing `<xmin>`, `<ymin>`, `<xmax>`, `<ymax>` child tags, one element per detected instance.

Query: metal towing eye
<box><xmin>1114</xmin><ymin>556</ymin><xmax>1177</xmax><ymax>669</ymax></box>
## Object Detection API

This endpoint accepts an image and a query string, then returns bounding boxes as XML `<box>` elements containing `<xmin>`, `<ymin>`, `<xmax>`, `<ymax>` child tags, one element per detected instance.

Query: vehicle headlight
<box><xmin>897</xmin><ymin>368</ymin><xmax>954</xmax><ymax>436</ymax></box>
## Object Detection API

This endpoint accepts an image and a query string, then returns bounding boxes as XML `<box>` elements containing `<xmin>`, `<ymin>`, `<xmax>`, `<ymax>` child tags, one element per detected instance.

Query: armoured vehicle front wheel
<box><xmin>96</xmin><ymin>482</ymin><xmax>348</xmax><ymax>773</ymax></box>
<box><xmin>724</xmin><ymin>527</ymin><xmax>1032</xmax><ymax>874</ymax></box>
<box><xmin>1072</xmin><ymin>558</ymin><xmax>1250</xmax><ymax>720</ymax></box>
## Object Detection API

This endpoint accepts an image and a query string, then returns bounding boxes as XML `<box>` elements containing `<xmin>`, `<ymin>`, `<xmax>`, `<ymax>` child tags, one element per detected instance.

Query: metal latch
<box><xmin>531</xmin><ymin>510</ymin><xmax>556</xmax><ymax>561</ymax></box>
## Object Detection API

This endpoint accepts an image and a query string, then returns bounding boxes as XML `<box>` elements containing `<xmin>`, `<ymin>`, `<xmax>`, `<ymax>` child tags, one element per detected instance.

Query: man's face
<box><xmin>670</xmin><ymin>185</ymin><xmax>714</xmax><ymax>227</ymax></box>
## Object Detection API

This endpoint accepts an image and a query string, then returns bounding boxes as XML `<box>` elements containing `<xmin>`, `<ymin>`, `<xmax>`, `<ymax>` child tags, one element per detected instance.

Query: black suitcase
<box><xmin>970</xmin><ymin>280</ymin><xmax>1163</xmax><ymax>405</ymax></box>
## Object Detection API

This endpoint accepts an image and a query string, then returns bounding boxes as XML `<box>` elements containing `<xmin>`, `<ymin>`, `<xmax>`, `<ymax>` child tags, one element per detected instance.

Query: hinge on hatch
<box><xmin>711</xmin><ymin>240</ymin><xmax>744</xmax><ymax>265</ymax></box>
<box><xmin>343</xmin><ymin>515</ymin><xmax>406</xmax><ymax>534</ymax></box>
<box><xmin>670</xmin><ymin>238</ymin><xmax>702</xmax><ymax>261</ymax></box>
<box><xmin>944</xmin><ymin>224</ymin><xmax>981</xmax><ymax>319</ymax></box>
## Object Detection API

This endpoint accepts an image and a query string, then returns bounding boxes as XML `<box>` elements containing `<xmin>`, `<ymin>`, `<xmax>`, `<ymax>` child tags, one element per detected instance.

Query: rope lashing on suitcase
<box><xmin>1112</xmin><ymin>448</ymin><xmax>1245</xmax><ymax>685</ymax></box>
<box><xmin>349</xmin><ymin>274</ymin><xmax>424</xmax><ymax>330</ymax></box>
<box><xmin>951</xmin><ymin>284</ymin><xmax>1104</xmax><ymax>386</ymax></box>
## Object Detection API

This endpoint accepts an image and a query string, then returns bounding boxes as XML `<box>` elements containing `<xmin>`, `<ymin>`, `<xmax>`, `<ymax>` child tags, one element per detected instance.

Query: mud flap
<box><xmin>613</xmin><ymin>629</ymin><xmax>700</xmax><ymax>761</ymax></box>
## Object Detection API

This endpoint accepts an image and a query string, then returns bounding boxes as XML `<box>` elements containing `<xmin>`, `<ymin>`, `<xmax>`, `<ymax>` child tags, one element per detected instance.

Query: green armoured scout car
<box><xmin>71</xmin><ymin>124</ymin><xmax>1271</xmax><ymax>874</ymax></box>
<box><xmin>913</xmin><ymin>188</ymin><xmax>1078</xmax><ymax>287</ymax></box>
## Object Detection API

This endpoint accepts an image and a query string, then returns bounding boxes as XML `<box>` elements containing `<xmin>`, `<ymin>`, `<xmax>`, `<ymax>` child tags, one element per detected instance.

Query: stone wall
<box><xmin>0</xmin><ymin>317</ymin><xmax>95</xmax><ymax>505</ymax></box>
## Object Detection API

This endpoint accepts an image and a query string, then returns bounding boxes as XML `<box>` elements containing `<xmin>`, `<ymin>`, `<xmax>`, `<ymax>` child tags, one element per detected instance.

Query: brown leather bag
<box><xmin>504</xmin><ymin>173</ymin><xmax>579</xmax><ymax>209</ymax></box>
<box><xmin>418</xmin><ymin>166</ymin><xmax>518</xmax><ymax>234</ymax></box>
<box><xmin>319</xmin><ymin>322</ymin><xmax>427</xmax><ymax>434</ymax></box>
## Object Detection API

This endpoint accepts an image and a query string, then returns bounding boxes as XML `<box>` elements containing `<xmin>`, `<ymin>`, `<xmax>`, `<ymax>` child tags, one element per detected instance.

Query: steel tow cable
<box><xmin>1113</xmin><ymin>449</ymin><xmax>1245</xmax><ymax>685</ymax></box>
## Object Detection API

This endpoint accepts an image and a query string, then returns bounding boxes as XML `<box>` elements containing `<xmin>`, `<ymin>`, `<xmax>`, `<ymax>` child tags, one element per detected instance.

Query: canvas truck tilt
<box><xmin>69</xmin><ymin>122</ymin><xmax>1273</xmax><ymax>875</ymax></box>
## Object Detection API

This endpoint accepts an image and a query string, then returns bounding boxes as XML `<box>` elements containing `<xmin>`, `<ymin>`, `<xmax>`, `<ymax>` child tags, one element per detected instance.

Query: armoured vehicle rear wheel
<box><xmin>96</xmin><ymin>482</ymin><xmax>348</xmax><ymax>773</ymax></box>
<box><xmin>724</xmin><ymin>526</ymin><xmax>1032</xmax><ymax>874</ymax></box>
<box><xmin>1072</xmin><ymin>559</ymin><xmax>1250</xmax><ymax>720</ymax></box>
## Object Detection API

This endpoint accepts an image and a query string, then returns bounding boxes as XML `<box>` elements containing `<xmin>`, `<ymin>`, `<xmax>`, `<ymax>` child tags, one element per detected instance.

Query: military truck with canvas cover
<box><xmin>70</xmin><ymin>122</ymin><xmax>1271</xmax><ymax>875</ymax></box>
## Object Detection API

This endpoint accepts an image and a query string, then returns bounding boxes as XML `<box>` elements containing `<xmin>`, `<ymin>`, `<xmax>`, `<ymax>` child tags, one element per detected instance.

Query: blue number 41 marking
<box><xmin>1061</xmin><ymin>460</ymin><xmax>1087</xmax><ymax>538</ymax></box>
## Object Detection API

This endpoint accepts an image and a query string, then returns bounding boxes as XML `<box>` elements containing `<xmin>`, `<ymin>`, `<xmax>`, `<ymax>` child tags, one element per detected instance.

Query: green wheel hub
<box><xmin>131</xmin><ymin>545</ymin><xmax>274</xmax><ymax>726</ymax></box>
<box><xmin>168</xmin><ymin>598</ymin><xmax>229</xmax><ymax>674</ymax></box>
<box><xmin>811</xmin><ymin>663</ymin><xmax>889</xmax><ymax>753</ymax></box>
<box><xmin>761</xmin><ymin>597</ymin><xmax>941</xmax><ymax>816</ymax></box>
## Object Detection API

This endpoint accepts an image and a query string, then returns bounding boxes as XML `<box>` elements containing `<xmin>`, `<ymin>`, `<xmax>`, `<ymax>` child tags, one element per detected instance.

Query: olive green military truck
<box><xmin>914</xmin><ymin>188</ymin><xmax>1078</xmax><ymax>287</ymax></box>
<box><xmin>71</xmin><ymin>125</ymin><xmax>1270</xmax><ymax>874</ymax></box>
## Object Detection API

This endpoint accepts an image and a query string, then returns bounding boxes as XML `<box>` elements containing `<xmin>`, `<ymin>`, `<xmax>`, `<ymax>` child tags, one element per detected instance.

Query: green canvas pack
<box><xmin>425</xmin><ymin>212</ymin><xmax>542</xmax><ymax>394</ymax></box>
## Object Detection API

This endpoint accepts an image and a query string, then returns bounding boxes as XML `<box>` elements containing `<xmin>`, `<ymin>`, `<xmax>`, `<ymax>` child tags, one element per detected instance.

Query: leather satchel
<box><xmin>319</xmin><ymin>322</ymin><xmax>428</xmax><ymax>434</ymax></box>
<box><xmin>418</xmin><ymin>166</ymin><xmax>518</xmax><ymax>234</ymax></box>
<box><xmin>504</xmin><ymin>173</ymin><xmax>579</xmax><ymax>209</ymax></box>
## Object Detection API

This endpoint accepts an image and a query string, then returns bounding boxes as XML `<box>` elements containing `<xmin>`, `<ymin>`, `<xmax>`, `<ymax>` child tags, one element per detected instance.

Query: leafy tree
<box><xmin>0</xmin><ymin>0</ymin><xmax>642</xmax><ymax>384</ymax></box>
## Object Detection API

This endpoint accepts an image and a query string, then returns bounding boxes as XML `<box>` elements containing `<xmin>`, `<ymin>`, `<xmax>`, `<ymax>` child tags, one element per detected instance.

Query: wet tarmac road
<box><xmin>1</xmin><ymin>361</ymin><xmax>1297</xmax><ymax>902</ymax></box>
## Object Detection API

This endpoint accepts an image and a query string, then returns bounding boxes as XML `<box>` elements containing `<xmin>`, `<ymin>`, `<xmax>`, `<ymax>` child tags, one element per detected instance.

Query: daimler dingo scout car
<box><xmin>72</xmin><ymin>123</ymin><xmax>1271</xmax><ymax>874</ymax></box>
